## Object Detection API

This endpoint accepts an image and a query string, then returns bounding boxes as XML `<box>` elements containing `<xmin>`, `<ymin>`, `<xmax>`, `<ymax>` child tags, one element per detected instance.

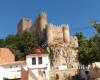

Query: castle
<box><xmin>17</xmin><ymin>12</ymin><xmax>79</xmax><ymax>79</ymax></box>
<box><xmin>17</xmin><ymin>12</ymin><xmax>77</xmax><ymax>47</ymax></box>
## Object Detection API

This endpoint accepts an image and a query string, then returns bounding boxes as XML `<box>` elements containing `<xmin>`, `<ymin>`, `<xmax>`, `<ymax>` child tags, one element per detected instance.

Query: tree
<box><xmin>17</xmin><ymin>32</ymin><xmax>38</xmax><ymax>53</ymax></box>
<box><xmin>4</xmin><ymin>32</ymin><xmax>38</xmax><ymax>60</ymax></box>
<box><xmin>78</xmin><ymin>40</ymin><xmax>93</xmax><ymax>66</ymax></box>
<box><xmin>90</xmin><ymin>35</ymin><xmax>100</xmax><ymax>61</ymax></box>
<box><xmin>16</xmin><ymin>31</ymin><xmax>38</xmax><ymax>60</ymax></box>
<box><xmin>5</xmin><ymin>34</ymin><xmax>18</xmax><ymax>55</ymax></box>
<box><xmin>0</xmin><ymin>39</ymin><xmax>5</xmax><ymax>47</ymax></box>
<box><xmin>75</xmin><ymin>21</ymin><xmax>100</xmax><ymax>66</ymax></box>
<box><xmin>92</xmin><ymin>20</ymin><xmax>100</xmax><ymax>35</ymax></box>
<box><xmin>75</xmin><ymin>32</ymin><xmax>93</xmax><ymax>66</ymax></box>
<box><xmin>91</xmin><ymin>21</ymin><xmax>100</xmax><ymax>61</ymax></box>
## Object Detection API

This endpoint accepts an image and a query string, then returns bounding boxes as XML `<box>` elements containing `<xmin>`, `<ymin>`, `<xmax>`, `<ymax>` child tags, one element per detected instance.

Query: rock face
<box><xmin>50</xmin><ymin>44</ymin><xmax>67</xmax><ymax>66</ymax></box>
<box><xmin>49</xmin><ymin>43</ymin><xmax>78</xmax><ymax>68</ymax></box>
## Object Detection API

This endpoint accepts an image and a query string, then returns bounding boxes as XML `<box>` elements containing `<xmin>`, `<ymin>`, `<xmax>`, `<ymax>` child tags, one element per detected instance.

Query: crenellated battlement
<box><xmin>49</xmin><ymin>23</ymin><xmax>69</xmax><ymax>29</ymax></box>
<box><xmin>47</xmin><ymin>23</ymin><xmax>69</xmax><ymax>32</ymax></box>
<box><xmin>46</xmin><ymin>23</ymin><xmax>70</xmax><ymax>45</ymax></box>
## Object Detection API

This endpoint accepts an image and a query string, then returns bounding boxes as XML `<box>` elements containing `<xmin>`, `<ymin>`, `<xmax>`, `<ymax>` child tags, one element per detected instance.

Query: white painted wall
<box><xmin>26</xmin><ymin>54</ymin><xmax>50</xmax><ymax>80</ymax></box>
<box><xmin>0</xmin><ymin>64</ymin><xmax>26</xmax><ymax>79</ymax></box>
<box><xmin>26</xmin><ymin>57</ymin><xmax>32</xmax><ymax>67</ymax></box>
<box><xmin>26</xmin><ymin>55</ymin><xmax>50</xmax><ymax>71</ymax></box>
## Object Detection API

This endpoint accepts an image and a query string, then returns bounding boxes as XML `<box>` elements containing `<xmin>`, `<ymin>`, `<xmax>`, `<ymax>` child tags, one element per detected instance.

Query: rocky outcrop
<box><xmin>48</xmin><ymin>43</ymin><xmax>78</xmax><ymax>69</ymax></box>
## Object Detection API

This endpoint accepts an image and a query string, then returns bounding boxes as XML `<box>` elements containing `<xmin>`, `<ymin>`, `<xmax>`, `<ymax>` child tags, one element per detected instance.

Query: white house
<box><xmin>24</xmin><ymin>54</ymin><xmax>50</xmax><ymax>80</ymax></box>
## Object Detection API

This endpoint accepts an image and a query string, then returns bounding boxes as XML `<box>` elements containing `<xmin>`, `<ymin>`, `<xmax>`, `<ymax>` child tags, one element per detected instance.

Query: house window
<box><xmin>32</xmin><ymin>57</ymin><xmax>36</xmax><ymax>65</ymax></box>
<box><xmin>38</xmin><ymin>57</ymin><xmax>42</xmax><ymax>64</ymax></box>
<box><xmin>10</xmin><ymin>66</ymin><xmax>12</xmax><ymax>68</ymax></box>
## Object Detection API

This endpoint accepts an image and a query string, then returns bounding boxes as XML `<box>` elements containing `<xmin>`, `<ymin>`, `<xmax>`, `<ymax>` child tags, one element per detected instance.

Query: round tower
<box><xmin>46</xmin><ymin>24</ymin><xmax>53</xmax><ymax>46</ymax></box>
<box><xmin>38</xmin><ymin>12</ymin><xmax>48</xmax><ymax>32</ymax></box>
<box><xmin>62</xmin><ymin>24</ymin><xmax>70</xmax><ymax>44</ymax></box>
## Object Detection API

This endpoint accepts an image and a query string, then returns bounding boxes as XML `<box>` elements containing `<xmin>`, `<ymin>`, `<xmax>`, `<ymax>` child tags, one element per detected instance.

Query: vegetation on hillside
<box><xmin>0</xmin><ymin>31</ymin><xmax>38</xmax><ymax>60</ymax></box>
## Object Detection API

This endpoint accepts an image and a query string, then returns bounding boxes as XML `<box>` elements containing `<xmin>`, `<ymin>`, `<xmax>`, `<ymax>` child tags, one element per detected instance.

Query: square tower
<box><xmin>17</xmin><ymin>18</ymin><xmax>32</xmax><ymax>35</ymax></box>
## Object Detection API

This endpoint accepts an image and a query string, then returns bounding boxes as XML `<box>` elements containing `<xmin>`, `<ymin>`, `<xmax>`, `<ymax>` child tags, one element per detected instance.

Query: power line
<box><xmin>70</xmin><ymin>26</ymin><xmax>94</xmax><ymax>32</ymax></box>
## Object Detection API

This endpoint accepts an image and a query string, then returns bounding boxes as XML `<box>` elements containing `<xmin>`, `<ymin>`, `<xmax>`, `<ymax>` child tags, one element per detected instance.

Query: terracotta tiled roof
<box><xmin>0</xmin><ymin>48</ymin><xmax>15</xmax><ymax>64</ymax></box>
<box><xmin>34</xmin><ymin>47</ymin><xmax>45</xmax><ymax>54</ymax></box>
<box><xmin>26</xmin><ymin>54</ymin><xmax>48</xmax><ymax>58</ymax></box>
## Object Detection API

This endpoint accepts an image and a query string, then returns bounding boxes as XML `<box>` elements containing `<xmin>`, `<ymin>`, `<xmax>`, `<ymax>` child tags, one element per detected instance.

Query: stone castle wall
<box><xmin>46</xmin><ymin>23</ymin><xmax>70</xmax><ymax>45</ymax></box>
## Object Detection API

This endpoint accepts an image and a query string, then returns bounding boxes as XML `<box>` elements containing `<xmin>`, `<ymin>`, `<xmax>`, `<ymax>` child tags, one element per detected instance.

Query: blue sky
<box><xmin>0</xmin><ymin>0</ymin><xmax>100</xmax><ymax>38</ymax></box>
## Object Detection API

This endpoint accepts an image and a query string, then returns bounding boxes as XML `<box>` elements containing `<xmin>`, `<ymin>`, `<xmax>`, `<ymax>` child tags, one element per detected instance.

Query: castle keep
<box><xmin>17</xmin><ymin>12</ymin><xmax>79</xmax><ymax>79</ymax></box>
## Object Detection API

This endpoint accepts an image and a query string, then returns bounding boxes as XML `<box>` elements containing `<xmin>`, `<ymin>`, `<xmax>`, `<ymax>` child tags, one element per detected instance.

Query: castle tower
<box><xmin>46</xmin><ymin>24</ymin><xmax>53</xmax><ymax>46</ymax></box>
<box><xmin>38</xmin><ymin>12</ymin><xmax>48</xmax><ymax>32</ymax></box>
<box><xmin>62</xmin><ymin>24</ymin><xmax>70</xmax><ymax>44</ymax></box>
<box><xmin>73</xmin><ymin>36</ymin><xmax>79</xmax><ymax>48</ymax></box>
<box><xmin>17</xmin><ymin>18</ymin><xmax>32</xmax><ymax>35</ymax></box>
<box><xmin>34</xmin><ymin>12</ymin><xmax>48</xmax><ymax>44</ymax></box>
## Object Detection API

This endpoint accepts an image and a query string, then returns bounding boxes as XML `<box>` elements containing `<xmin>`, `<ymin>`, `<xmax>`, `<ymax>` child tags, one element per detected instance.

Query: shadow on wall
<box><xmin>3</xmin><ymin>78</ymin><xmax>21</xmax><ymax>80</ymax></box>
